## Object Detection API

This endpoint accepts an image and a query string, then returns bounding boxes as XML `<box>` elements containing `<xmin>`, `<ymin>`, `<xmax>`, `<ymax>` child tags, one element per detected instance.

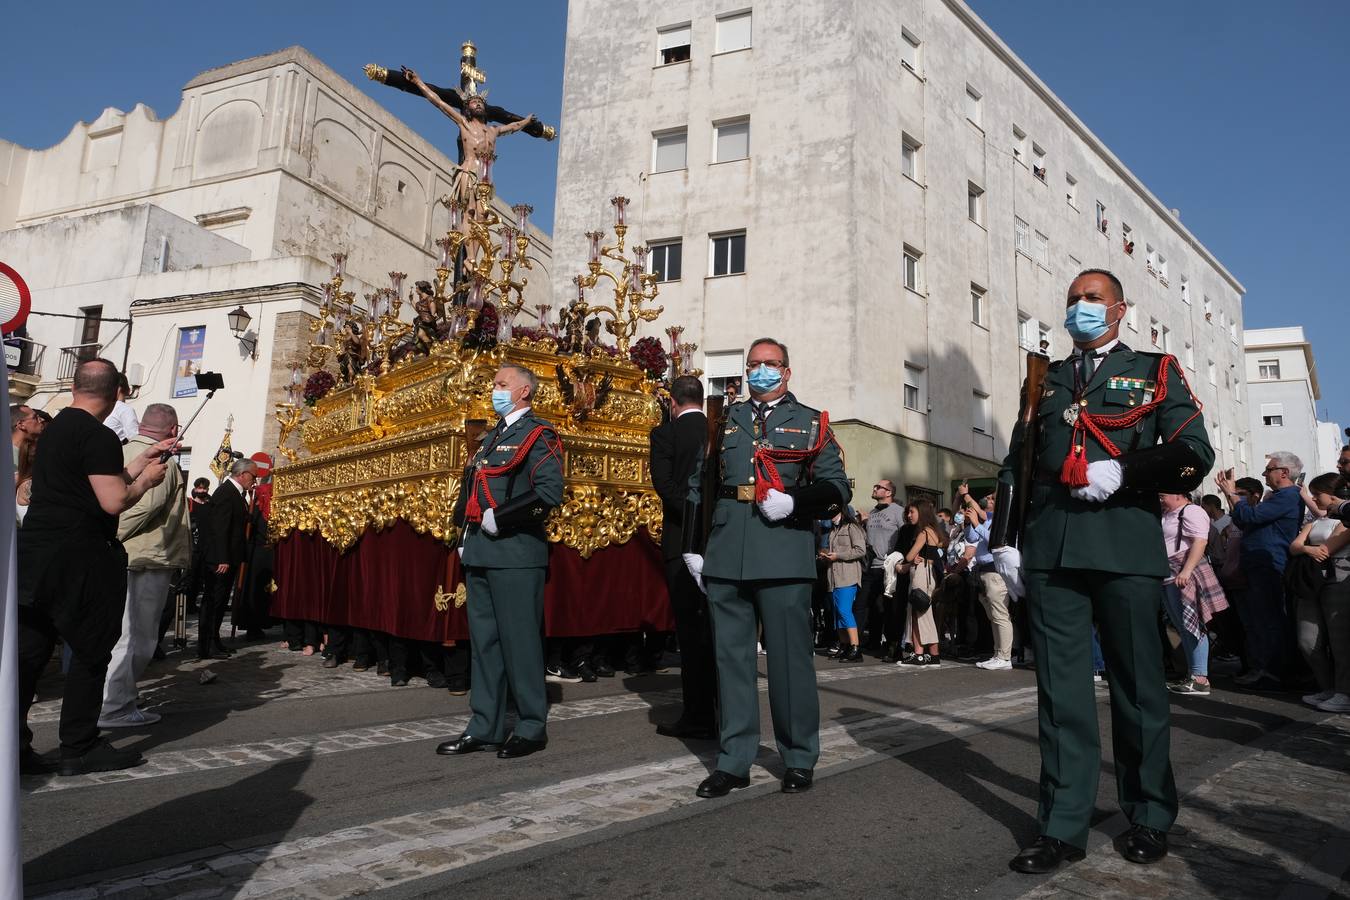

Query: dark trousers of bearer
<box><xmin>463</xmin><ymin>567</ymin><xmax>548</xmax><ymax>743</ymax></box>
<box><xmin>1025</xmin><ymin>568</ymin><xmax>1178</xmax><ymax>849</ymax></box>
<box><xmin>706</xmin><ymin>577</ymin><xmax>819</xmax><ymax>778</ymax></box>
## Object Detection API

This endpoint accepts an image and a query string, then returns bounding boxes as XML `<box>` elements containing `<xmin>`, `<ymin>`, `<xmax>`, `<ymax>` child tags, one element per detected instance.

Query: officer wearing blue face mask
<box><xmin>682</xmin><ymin>337</ymin><xmax>850</xmax><ymax>799</ymax></box>
<box><xmin>438</xmin><ymin>363</ymin><xmax>564</xmax><ymax>762</ymax></box>
<box><xmin>995</xmin><ymin>269</ymin><xmax>1213</xmax><ymax>875</ymax></box>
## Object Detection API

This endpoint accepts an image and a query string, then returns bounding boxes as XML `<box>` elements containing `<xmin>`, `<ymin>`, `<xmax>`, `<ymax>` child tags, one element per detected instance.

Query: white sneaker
<box><xmin>98</xmin><ymin>707</ymin><xmax>161</xmax><ymax>728</ymax></box>
<box><xmin>1317</xmin><ymin>693</ymin><xmax>1350</xmax><ymax>713</ymax></box>
<box><xmin>1303</xmin><ymin>691</ymin><xmax>1335</xmax><ymax>707</ymax></box>
<box><xmin>1234</xmin><ymin>668</ymin><xmax>1267</xmax><ymax>686</ymax></box>
<box><xmin>976</xmin><ymin>657</ymin><xmax>1012</xmax><ymax>670</ymax></box>
<box><xmin>757</xmin><ymin>643</ymin><xmax>766</xmax><ymax>656</ymax></box>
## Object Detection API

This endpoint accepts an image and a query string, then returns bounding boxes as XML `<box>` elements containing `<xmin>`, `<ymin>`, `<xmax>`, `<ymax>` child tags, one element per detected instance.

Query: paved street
<box><xmin>21</xmin><ymin>638</ymin><xmax>1350</xmax><ymax>899</ymax></box>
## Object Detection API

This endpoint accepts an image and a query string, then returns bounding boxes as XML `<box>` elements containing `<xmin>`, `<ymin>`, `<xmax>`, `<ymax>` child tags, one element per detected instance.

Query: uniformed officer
<box><xmin>437</xmin><ymin>364</ymin><xmax>564</xmax><ymax>760</ymax></box>
<box><xmin>683</xmin><ymin>337</ymin><xmax>850</xmax><ymax>797</ymax></box>
<box><xmin>995</xmin><ymin>269</ymin><xmax>1213</xmax><ymax>873</ymax></box>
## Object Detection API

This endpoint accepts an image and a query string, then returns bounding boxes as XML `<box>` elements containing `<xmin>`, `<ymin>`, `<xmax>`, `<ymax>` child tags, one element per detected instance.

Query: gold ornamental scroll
<box><xmin>271</xmin><ymin>339</ymin><xmax>663</xmax><ymax>557</ymax></box>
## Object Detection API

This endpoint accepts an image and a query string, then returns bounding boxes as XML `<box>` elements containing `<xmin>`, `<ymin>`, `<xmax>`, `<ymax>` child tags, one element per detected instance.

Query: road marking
<box><xmin>32</xmin><ymin>685</ymin><xmax>1040</xmax><ymax>899</ymax></box>
<box><xmin>25</xmin><ymin>659</ymin><xmax>955</xmax><ymax>794</ymax></box>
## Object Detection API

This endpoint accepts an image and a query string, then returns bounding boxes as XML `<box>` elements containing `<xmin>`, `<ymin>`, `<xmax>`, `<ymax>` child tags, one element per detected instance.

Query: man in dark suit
<box><xmin>649</xmin><ymin>375</ymin><xmax>717</xmax><ymax>740</ymax></box>
<box><xmin>198</xmin><ymin>458</ymin><xmax>257</xmax><ymax>660</ymax></box>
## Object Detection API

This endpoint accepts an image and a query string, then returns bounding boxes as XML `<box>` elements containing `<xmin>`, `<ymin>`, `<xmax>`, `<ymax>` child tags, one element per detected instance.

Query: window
<box><xmin>1126</xmin><ymin>301</ymin><xmax>1138</xmax><ymax>331</ymax></box>
<box><xmin>1159</xmin><ymin>324</ymin><xmax>1171</xmax><ymax>353</ymax></box>
<box><xmin>705</xmin><ymin>349</ymin><xmax>744</xmax><ymax>399</ymax></box>
<box><xmin>1122</xmin><ymin>222</ymin><xmax>1134</xmax><ymax>255</ymax></box>
<box><xmin>903</xmin><ymin>244</ymin><xmax>922</xmax><ymax>291</ymax></box>
<box><xmin>78</xmin><ymin>305</ymin><xmax>102</xmax><ymax>358</ymax></box>
<box><xmin>709</xmin><ymin>231</ymin><xmax>746</xmax><ymax>276</ymax></box>
<box><xmin>1219</xmin><ymin>310</ymin><xmax>1227</xmax><ymax>331</ymax></box>
<box><xmin>713</xmin><ymin>117</ymin><xmax>750</xmax><ymax>162</ymax></box>
<box><xmin>1096</xmin><ymin>201</ymin><xmax>1108</xmax><ymax>234</ymax></box>
<box><xmin>1261</xmin><ymin>402</ymin><xmax>1284</xmax><ymax>427</ymax></box>
<box><xmin>648</xmin><ymin>239</ymin><xmax>682</xmax><ymax>282</ymax></box>
<box><xmin>900</xmin><ymin>133</ymin><xmax>921</xmax><ymax>181</ymax></box>
<box><xmin>903</xmin><ymin>363</ymin><xmax>925</xmax><ymax>411</ymax></box>
<box><xmin>970</xmin><ymin>283</ymin><xmax>987</xmax><ymax>326</ymax></box>
<box><xmin>1065</xmin><ymin>173</ymin><xmax>1078</xmax><ymax>208</ymax></box>
<box><xmin>1257</xmin><ymin>359</ymin><xmax>1281</xmax><ymax>379</ymax></box>
<box><xmin>1031</xmin><ymin>143</ymin><xmax>1046</xmax><ymax>180</ymax></box>
<box><xmin>1017</xmin><ymin>312</ymin><xmax>1035</xmax><ymax>351</ymax></box>
<box><xmin>1239</xmin><ymin>437</ymin><xmax>1248</xmax><ymax>465</ymax></box>
<box><xmin>715</xmin><ymin>10</ymin><xmax>752</xmax><ymax>53</ymax></box>
<box><xmin>652</xmin><ymin>128</ymin><xmax>687</xmax><ymax>173</ymax></box>
<box><xmin>900</xmin><ymin>28</ymin><xmax>921</xmax><ymax>73</ymax></box>
<box><xmin>1157</xmin><ymin>252</ymin><xmax>1168</xmax><ymax>281</ymax></box>
<box><xmin>1145</xmin><ymin>243</ymin><xmax>1157</xmax><ymax>272</ymax></box>
<box><xmin>1068</xmin><ymin>253</ymin><xmax>1081</xmax><ymax>272</ymax></box>
<box><xmin>1149</xmin><ymin>317</ymin><xmax>1160</xmax><ymax>347</ymax></box>
<box><xmin>1012</xmin><ymin>125</ymin><xmax>1027</xmax><ymax>163</ymax></box>
<box><xmin>967</xmin><ymin>181</ymin><xmax>985</xmax><ymax>225</ymax></box>
<box><xmin>1037</xmin><ymin>323</ymin><xmax>1052</xmax><ymax>355</ymax></box>
<box><xmin>1230</xmin><ymin>319</ymin><xmax>1238</xmax><ymax>343</ymax></box>
<box><xmin>1207</xmin><ymin>358</ymin><xmax>1217</xmax><ymax>385</ymax></box>
<box><xmin>657</xmin><ymin>24</ymin><xmax>691</xmax><ymax>65</ymax></box>
<box><xmin>964</xmin><ymin>84</ymin><xmax>982</xmax><ymax>127</ymax></box>
<box><xmin>1180</xmin><ymin>276</ymin><xmax>1190</xmax><ymax>304</ymax></box>
<box><xmin>1014</xmin><ymin>216</ymin><xmax>1030</xmax><ymax>256</ymax></box>
<box><xmin>973</xmin><ymin>391</ymin><xmax>991</xmax><ymax>434</ymax></box>
<box><xmin>1033</xmin><ymin>230</ymin><xmax>1049</xmax><ymax>268</ymax></box>
<box><xmin>1184</xmin><ymin>342</ymin><xmax>1194</xmax><ymax>369</ymax></box>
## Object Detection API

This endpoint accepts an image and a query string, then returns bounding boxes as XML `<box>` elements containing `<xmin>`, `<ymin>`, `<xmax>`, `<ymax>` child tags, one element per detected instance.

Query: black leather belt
<box><xmin>717</xmin><ymin>484</ymin><xmax>757</xmax><ymax>501</ymax></box>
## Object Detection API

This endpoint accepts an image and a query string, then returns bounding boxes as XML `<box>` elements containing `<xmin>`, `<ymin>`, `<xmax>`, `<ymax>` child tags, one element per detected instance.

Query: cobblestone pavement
<box><xmin>1012</xmin><ymin>715</ymin><xmax>1350</xmax><ymax>900</ymax></box>
<box><xmin>33</xmin><ymin>687</ymin><xmax>1042</xmax><ymax>898</ymax></box>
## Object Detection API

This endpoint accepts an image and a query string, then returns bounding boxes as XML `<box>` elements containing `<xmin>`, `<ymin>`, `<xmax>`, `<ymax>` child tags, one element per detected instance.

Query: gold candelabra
<box><xmin>275</xmin><ymin>359</ymin><xmax>308</xmax><ymax>464</ymax></box>
<box><xmin>665</xmin><ymin>325</ymin><xmax>701</xmax><ymax>379</ymax></box>
<box><xmin>570</xmin><ymin>196</ymin><xmax>664</xmax><ymax>355</ymax></box>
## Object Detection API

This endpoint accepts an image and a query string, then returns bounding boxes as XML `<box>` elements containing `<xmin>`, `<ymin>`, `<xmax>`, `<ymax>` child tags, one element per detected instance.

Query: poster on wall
<box><xmin>173</xmin><ymin>326</ymin><xmax>205</xmax><ymax>398</ymax></box>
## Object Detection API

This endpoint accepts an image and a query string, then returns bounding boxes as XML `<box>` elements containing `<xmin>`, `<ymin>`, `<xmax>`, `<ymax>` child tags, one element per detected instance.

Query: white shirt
<box><xmin>499</xmin><ymin>404</ymin><xmax>531</xmax><ymax>431</ymax></box>
<box><xmin>226</xmin><ymin>476</ymin><xmax>248</xmax><ymax>496</ymax></box>
<box><xmin>675</xmin><ymin>407</ymin><xmax>701</xmax><ymax>419</ymax></box>
<box><xmin>104</xmin><ymin>400</ymin><xmax>140</xmax><ymax>442</ymax></box>
<box><xmin>1070</xmin><ymin>338</ymin><xmax>1120</xmax><ymax>360</ymax></box>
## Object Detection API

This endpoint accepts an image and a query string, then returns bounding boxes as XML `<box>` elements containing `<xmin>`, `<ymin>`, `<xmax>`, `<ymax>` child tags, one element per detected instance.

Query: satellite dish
<box><xmin>0</xmin><ymin>262</ymin><xmax>32</xmax><ymax>335</ymax></box>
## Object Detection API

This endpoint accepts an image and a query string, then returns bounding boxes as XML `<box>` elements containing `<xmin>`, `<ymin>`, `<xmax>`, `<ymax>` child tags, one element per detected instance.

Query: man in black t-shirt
<box><xmin>17</xmin><ymin>358</ymin><xmax>174</xmax><ymax>777</ymax></box>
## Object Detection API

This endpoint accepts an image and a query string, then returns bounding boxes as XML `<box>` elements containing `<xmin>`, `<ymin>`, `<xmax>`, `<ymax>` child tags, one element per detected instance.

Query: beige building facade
<box><xmin>0</xmin><ymin>46</ymin><xmax>551</xmax><ymax>485</ymax></box>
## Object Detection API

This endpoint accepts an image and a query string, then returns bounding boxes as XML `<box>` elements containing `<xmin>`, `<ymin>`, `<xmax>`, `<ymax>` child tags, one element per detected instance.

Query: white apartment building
<box><xmin>0</xmin><ymin>46</ymin><xmax>551</xmax><ymax>484</ymax></box>
<box><xmin>553</xmin><ymin>0</ymin><xmax>1246</xmax><ymax>502</ymax></box>
<box><xmin>1244</xmin><ymin>327</ymin><xmax>1343</xmax><ymax>477</ymax></box>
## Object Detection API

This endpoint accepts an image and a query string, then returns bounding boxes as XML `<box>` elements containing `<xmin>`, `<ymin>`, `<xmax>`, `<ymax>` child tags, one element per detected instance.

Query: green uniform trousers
<box><xmin>706</xmin><ymin>577</ymin><xmax>820</xmax><ymax>777</ymax></box>
<box><xmin>1026</xmin><ymin>568</ymin><xmax>1178</xmax><ymax>849</ymax></box>
<box><xmin>464</xmin><ymin>566</ymin><xmax>548</xmax><ymax>743</ymax></box>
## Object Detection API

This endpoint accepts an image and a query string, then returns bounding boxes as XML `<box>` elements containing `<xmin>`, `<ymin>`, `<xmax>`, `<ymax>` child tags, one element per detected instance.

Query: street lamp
<box><xmin>227</xmin><ymin>305</ymin><xmax>258</xmax><ymax>359</ymax></box>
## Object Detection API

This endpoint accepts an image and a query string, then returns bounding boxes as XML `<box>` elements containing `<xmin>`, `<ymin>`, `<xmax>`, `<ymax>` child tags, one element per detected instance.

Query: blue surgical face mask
<box><xmin>491</xmin><ymin>388</ymin><xmax>517</xmax><ymax>416</ymax></box>
<box><xmin>747</xmin><ymin>364</ymin><xmax>783</xmax><ymax>393</ymax></box>
<box><xmin>954</xmin><ymin>513</ymin><xmax>965</xmax><ymax>525</ymax></box>
<box><xmin>1063</xmin><ymin>300</ymin><xmax>1120</xmax><ymax>342</ymax></box>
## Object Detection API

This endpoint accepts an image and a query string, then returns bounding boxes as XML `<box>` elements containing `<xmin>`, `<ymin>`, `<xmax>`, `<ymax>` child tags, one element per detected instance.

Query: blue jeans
<box><xmin>1238</xmin><ymin>565</ymin><xmax>1287</xmax><ymax>676</ymax></box>
<box><xmin>832</xmin><ymin>584</ymin><xmax>859</xmax><ymax>629</ymax></box>
<box><xmin>1161</xmin><ymin>582</ymin><xmax>1209</xmax><ymax>677</ymax></box>
<box><xmin>1090</xmin><ymin>627</ymin><xmax>1105</xmax><ymax>673</ymax></box>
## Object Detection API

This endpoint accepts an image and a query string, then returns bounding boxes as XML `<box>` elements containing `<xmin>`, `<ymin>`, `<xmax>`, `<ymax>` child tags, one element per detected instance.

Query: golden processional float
<box><xmin>269</xmin><ymin>186</ymin><xmax>703</xmax><ymax>642</ymax></box>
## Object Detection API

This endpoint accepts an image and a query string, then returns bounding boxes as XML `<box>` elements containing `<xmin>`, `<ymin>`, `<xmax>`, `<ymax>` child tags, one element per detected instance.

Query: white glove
<box><xmin>682</xmin><ymin>553</ymin><xmax>706</xmax><ymax>594</ymax></box>
<box><xmin>1070</xmin><ymin>459</ymin><xmax>1123</xmax><ymax>503</ymax></box>
<box><xmin>757</xmin><ymin>488</ymin><xmax>795</xmax><ymax>522</ymax></box>
<box><xmin>480</xmin><ymin>508</ymin><xmax>499</xmax><ymax>536</ymax></box>
<box><xmin>992</xmin><ymin>546</ymin><xmax>1026</xmax><ymax>600</ymax></box>
<box><xmin>456</xmin><ymin>546</ymin><xmax>464</xmax><ymax>559</ymax></box>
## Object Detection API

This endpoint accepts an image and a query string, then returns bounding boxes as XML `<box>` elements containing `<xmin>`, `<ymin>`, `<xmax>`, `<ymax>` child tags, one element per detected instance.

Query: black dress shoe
<box><xmin>321</xmin><ymin>656</ymin><xmax>341</xmax><ymax>669</ymax></box>
<box><xmin>1121</xmin><ymin>824</ymin><xmax>1168</xmax><ymax>864</ymax></box>
<box><xmin>781</xmin><ymin>767</ymin><xmax>813</xmax><ymax>793</ymax></box>
<box><xmin>591</xmin><ymin>659</ymin><xmax>616</xmax><ymax>678</ymax></box>
<box><xmin>57</xmin><ymin>740</ymin><xmax>145</xmax><ymax>777</ymax></box>
<box><xmin>497</xmin><ymin>735</ymin><xmax>547</xmax><ymax>758</ymax></box>
<box><xmin>1009</xmin><ymin>835</ymin><xmax>1086</xmax><ymax>874</ymax></box>
<box><xmin>696</xmin><ymin>770</ymin><xmax>750</xmax><ymax>798</ymax></box>
<box><xmin>436</xmin><ymin>734</ymin><xmax>495</xmax><ymax>756</ymax></box>
<box><xmin>20</xmin><ymin>748</ymin><xmax>56</xmax><ymax>776</ymax></box>
<box><xmin>655</xmin><ymin>719</ymin><xmax>717</xmax><ymax>740</ymax></box>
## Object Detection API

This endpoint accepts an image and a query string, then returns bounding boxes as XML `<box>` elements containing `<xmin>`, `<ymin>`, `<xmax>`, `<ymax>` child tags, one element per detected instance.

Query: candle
<box><xmin>610</xmin><ymin>196</ymin><xmax>628</xmax><ymax>226</ymax></box>
<box><xmin>586</xmin><ymin>231</ymin><xmax>602</xmax><ymax>264</ymax></box>
<box><xmin>573</xmin><ymin>274</ymin><xmax>586</xmax><ymax>303</ymax></box>
<box><xmin>449</xmin><ymin>201</ymin><xmax>462</xmax><ymax>232</ymax></box>
<box><xmin>468</xmin><ymin>278</ymin><xmax>483</xmax><ymax>310</ymax></box>
<box><xmin>628</xmin><ymin>264</ymin><xmax>641</xmax><ymax>292</ymax></box>
<box><xmin>331</xmin><ymin>252</ymin><xmax>346</xmax><ymax>279</ymax></box>
<box><xmin>513</xmin><ymin>203</ymin><xmax>532</xmax><ymax>234</ymax></box>
<box><xmin>436</xmin><ymin>236</ymin><xmax>453</xmax><ymax>268</ymax></box>
<box><xmin>389</xmin><ymin>271</ymin><xmax>406</xmax><ymax>295</ymax></box>
<box><xmin>500</xmin><ymin>226</ymin><xmax>516</xmax><ymax>255</ymax></box>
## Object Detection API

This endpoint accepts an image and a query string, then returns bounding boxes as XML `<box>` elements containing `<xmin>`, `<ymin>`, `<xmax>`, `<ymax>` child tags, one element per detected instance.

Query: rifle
<box><xmin>990</xmin><ymin>352</ymin><xmax>1050</xmax><ymax>550</ymax></box>
<box><xmin>690</xmin><ymin>393</ymin><xmax>729</xmax><ymax>554</ymax></box>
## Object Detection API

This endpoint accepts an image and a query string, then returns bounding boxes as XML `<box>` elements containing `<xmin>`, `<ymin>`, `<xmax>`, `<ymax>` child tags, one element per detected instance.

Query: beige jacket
<box><xmin>826</xmin><ymin>521</ymin><xmax>867</xmax><ymax>589</ymax></box>
<box><xmin>119</xmin><ymin>436</ymin><xmax>191</xmax><ymax>570</ymax></box>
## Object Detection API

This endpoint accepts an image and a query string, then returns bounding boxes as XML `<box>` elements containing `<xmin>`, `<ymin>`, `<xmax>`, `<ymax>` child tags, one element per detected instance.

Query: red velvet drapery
<box><xmin>272</xmin><ymin>521</ymin><xmax>673</xmax><ymax>640</ymax></box>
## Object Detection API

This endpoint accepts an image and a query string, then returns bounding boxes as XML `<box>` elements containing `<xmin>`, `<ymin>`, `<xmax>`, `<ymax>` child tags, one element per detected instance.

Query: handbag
<box><xmin>908</xmin><ymin>556</ymin><xmax>936</xmax><ymax>614</ymax></box>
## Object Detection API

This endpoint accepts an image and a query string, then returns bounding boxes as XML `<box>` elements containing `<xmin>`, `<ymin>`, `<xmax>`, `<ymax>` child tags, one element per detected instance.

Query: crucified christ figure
<box><xmin>402</xmin><ymin>67</ymin><xmax>535</xmax><ymax>224</ymax></box>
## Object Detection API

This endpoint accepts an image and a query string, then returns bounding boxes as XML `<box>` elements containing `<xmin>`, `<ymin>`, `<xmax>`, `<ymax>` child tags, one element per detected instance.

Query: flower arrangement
<box><xmin>462</xmin><ymin>302</ymin><xmax>499</xmax><ymax>351</ymax></box>
<box><xmin>629</xmin><ymin>336</ymin><xmax>669</xmax><ymax>379</ymax></box>
<box><xmin>302</xmin><ymin>370</ymin><xmax>336</xmax><ymax>407</ymax></box>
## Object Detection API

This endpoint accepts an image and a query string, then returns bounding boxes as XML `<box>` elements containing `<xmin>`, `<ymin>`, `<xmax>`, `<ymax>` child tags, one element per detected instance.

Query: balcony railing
<box><xmin>57</xmin><ymin>343</ymin><xmax>102</xmax><ymax>381</ymax></box>
<box><xmin>3</xmin><ymin>336</ymin><xmax>47</xmax><ymax>378</ymax></box>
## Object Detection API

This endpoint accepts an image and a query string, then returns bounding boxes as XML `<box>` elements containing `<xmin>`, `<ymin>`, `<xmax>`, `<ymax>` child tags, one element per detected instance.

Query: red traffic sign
<box><xmin>0</xmin><ymin>262</ymin><xmax>31</xmax><ymax>335</ymax></box>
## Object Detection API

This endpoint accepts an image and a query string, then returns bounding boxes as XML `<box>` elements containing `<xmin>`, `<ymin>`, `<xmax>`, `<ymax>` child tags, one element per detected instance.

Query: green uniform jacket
<box><xmin>998</xmin><ymin>346</ymin><xmax>1214</xmax><ymax>577</ymax></box>
<box><xmin>460</xmin><ymin>410</ymin><xmax>564</xmax><ymax>569</ymax></box>
<box><xmin>694</xmin><ymin>393</ymin><xmax>850</xmax><ymax>581</ymax></box>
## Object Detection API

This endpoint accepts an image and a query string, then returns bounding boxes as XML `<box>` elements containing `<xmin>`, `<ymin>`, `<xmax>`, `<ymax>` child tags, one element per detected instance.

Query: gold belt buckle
<box><xmin>736</xmin><ymin>484</ymin><xmax>755</xmax><ymax>502</ymax></box>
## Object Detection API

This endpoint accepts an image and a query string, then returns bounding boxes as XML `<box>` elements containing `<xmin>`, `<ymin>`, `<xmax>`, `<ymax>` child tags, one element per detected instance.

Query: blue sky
<box><xmin>2</xmin><ymin>2</ymin><xmax>1346</xmax><ymax>430</ymax></box>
